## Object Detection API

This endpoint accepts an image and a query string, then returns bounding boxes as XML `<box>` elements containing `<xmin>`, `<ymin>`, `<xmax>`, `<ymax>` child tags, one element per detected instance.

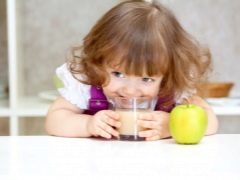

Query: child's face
<box><xmin>102</xmin><ymin>67</ymin><xmax>163</xmax><ymax>100</ymax></box>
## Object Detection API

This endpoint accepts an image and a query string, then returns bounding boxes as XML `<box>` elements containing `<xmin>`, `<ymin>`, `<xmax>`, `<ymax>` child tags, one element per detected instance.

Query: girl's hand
<box><xmin>138</xmin><ymin>111</ymin><xmax>171</xmax><ymax>141</ymax></box>
<box><xmin>87</xmin><ymin>110</ymin><xmax>120</xmax><ymax>139</ymax></box>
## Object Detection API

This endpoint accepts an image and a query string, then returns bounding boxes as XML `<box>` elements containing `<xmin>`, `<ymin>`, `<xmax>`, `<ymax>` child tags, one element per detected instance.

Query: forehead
<box><xmin>103</xmin><ymin>41</ymin><xmax>169</xmax><ymax>77</ymax></box>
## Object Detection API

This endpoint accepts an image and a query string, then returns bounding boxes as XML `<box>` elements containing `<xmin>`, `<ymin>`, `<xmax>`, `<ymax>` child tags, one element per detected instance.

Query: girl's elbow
<box><xmin>45</xmin><ymin>113</ymin><xmax>56</xmax><ymax>136</ymax></box>
<box><xmin>205</xmin><ymin>119</ymin><xmax>219</xmax><ymax>135</ymax></box>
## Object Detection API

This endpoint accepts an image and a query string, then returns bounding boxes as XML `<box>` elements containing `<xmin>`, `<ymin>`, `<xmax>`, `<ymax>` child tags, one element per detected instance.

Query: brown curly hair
<box><xmin>68</xmin><ymin>0</ymin><xmax>211</xmax><ymax>98</ymax></box>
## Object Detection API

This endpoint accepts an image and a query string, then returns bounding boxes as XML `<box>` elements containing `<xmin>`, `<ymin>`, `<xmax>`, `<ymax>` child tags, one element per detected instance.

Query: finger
<box><xmin>138</xmin><ymin>113</ymin><xmax>153</xmax><ymax>121</ymax></box>
<box><xmin>98</xmin><ymin>122</ymin><xmax>119</xmax><ymax>138</ymax></box>
<box><xmin>105</xmin><ymin>110</ymin><xmax>120</xmax><ymax>120</ymax></box>
<box><xmin>138</xmin><ymin>119</ymin><xmax>160</xmax><ymax>129</ymax></box>
<box><xmin>138</xmin><ymin>129</ymin><xmax>159</xmax><ymax>138</ymax></box>
<box><xmin>146</xmin><ymin>135</ymin><xmax>161</xmax><ymax>141</ymax></box>
<box><xmin>96</xmin><ymin>126</ymin><xmax>112</xmax><ymax>139</ymax></box>
<box><xmin>138</xmin><ymin>111</ymin><xmax>166</xmax><ymax>120</ymax></box>
<box><xmin>103</xmin><ymin>115</ymin><xmax>121</xmax><ymax>128</ymax></box>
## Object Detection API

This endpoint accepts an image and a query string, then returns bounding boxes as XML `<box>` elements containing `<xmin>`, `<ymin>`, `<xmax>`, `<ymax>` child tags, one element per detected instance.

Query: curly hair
<box><xmin>68</xmin><ymin>0</ymin><xmax>212</xmax><ymax>98</ymax></box>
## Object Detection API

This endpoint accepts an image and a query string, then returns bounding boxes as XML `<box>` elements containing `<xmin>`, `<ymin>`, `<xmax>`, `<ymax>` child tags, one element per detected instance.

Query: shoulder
<box><xmin>56</xmin><ymin>63</ymin><xmax>85</xmax><ymax>82</ymax></box>
<box><xmin>55</xmin><ymin>63</ymin><xmax>91</xmax><ymax>109</ymax></box>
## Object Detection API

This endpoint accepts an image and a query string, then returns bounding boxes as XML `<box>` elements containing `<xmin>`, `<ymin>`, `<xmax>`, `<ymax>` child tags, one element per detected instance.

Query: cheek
<box><xmin>102</xmin><ymin>77</ymin><xmax>120</xmax><ymax>95</ymax></box>
<box><xmin>145</xmin><ymin>82</ymin><xmax>161</xmax><ymax>96</ymax></box>
<box><xmin>147</xmin><ymin>85</ymin><xmax>160</xmax><ymax>96</ymax></box>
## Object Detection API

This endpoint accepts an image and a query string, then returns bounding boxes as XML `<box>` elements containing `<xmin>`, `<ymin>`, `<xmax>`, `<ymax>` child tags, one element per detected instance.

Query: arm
<box><xmin>45</xmin><ymin>96</ymin><xmax>120</xmax><ymax>138</ymax></box>
<box><xmin>45</xmin><ymin>96</ymin><xmax>92</xmax><ymax>137</ymax></box>
<box><xmin>187</xmin><ymin>95</ymin><xmax>219</xmax><ymax>135</ymax></box>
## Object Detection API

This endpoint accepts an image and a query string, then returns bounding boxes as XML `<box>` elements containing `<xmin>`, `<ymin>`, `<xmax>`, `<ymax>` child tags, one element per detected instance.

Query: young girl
<box><xmin>45</xmin><ymin>0</ymin><xmax>218</xmax><ymax>141</ymax></box>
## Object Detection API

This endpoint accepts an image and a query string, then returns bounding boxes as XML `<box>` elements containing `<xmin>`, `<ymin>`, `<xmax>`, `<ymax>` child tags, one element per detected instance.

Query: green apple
<box><xmin>169</xmin><ymin>104</ymin><xmax>208</xmax><ymax>144</ymax></box>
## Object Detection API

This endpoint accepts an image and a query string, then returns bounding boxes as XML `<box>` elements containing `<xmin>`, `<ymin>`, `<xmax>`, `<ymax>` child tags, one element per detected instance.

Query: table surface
<box><xmin>0</xmin><ymin>134</ymin><xmax>240</xmax><ymax>180</ymax></box>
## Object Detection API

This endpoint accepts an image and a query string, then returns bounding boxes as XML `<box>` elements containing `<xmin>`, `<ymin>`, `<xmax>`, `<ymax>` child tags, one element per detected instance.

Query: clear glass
<box><xmin>113</xmin><ymin>97</ymin><xmax>153</xmax><ymax>141</ymax></box>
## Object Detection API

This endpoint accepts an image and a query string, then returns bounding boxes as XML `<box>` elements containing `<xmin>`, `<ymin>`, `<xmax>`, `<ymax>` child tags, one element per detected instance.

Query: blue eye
<box><xmin>111</xmin><ymin>71</ymin><xmax>125</xmax><ymax>78</ymax></box>
<box><xmin>142</xmin><ymin>77</ymin><xmax>155</xmax><ymax>82</ymax></box>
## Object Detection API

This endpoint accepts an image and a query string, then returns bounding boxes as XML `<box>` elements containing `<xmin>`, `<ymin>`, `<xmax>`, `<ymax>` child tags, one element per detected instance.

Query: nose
<box><xmin>122</xmin><ymin>83</ymin><xmax>141</xmax><ymax>97</ymax></box>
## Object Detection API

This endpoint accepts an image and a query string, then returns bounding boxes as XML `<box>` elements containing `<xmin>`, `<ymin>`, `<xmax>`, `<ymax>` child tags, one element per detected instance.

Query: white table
<box><xmin>0</xmin><ymin>135</ymin><xmax>240</xmax><ymax>180</ymax></box>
